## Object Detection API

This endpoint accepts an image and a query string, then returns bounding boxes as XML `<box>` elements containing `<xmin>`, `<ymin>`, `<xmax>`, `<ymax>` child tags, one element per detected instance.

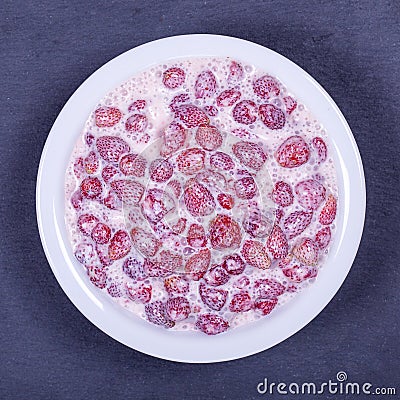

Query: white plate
<box><xmin>36</xmin><ymin>34</ymin><xmax>365</xmax><ymax>363</ymax></box>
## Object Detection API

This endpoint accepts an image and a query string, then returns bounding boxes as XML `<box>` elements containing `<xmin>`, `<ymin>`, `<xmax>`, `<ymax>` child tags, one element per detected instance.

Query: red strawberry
<box><xmin>95</xmin><ymin>106</ymin><xmax>122</xmax><ymax>127</ymax></box>
<box><xmin>103</xmin><ymin>191</ymin><xmax>122</xmax><ymax>210</ymax></box>
<box><xmin>196</xmin><ymin>314</ymin><xmax>229</xmax><ymax>335</ymax></box>
<box><xmin>234</xmin><ymin>276</ymin><xmax>250</xmax><ymax>289</ymax></box>
<box><xmin>96</xmin><ymin>243</ymin><xmax>113</xmax><ymax>266</ymax></box>
<box><xmin>96</xmin><ymin>136</ymin><xmax>130</xmax><ymax>163</ymax></box>
<box><xmin>74</xmin><ymin>242</ymin><xmax>96</xmax><ymax>264</ymax></box>
<box><xmin>272</xmin><ymin>181</ymin><xmax>294</xmax><ymax>207</ymax></box>
<box><xmin>254</xmin><ymin>298</ymin><xmax>278</xmax><ymax>316</ymax></box>
<box><xmin>275</xmin><ymin>136</ymin><xmax>310</xmax><ymax>168</ymax></box>
<box><xmin>144</xmin><ymin>257</ymin><xmax>171</xmax><ymax>278</ymax></box>
<box><xmin>184</xmin><ymin>178</ymin><xmax>216</xmax><ymax>217</ymax></box>
<box><xmin>125</xmin><ymin>114</ymin><xmax>148</xmax><ymax>133</ymax></box>
<box><xmin>122</xmin><ymin>257</ymin><xmax>147</xmax><ymax>281</ymax></box>
<box><xmin>128</xmin><ymin>99</ymin><xmax>146</xmax><ymax>113</ymax></box>
<box><xmin>184</xmin><ymin>248</ymin><xmax>211</xmax><ymax>280</ymax></box>
<box><xmin>149</xmin><ymin>158</ymin><xmax>173</xmax><ymax>182</ymax></box>
<box><xmin>164</xmin><ymin>276</ymin><xmax>189</xmax><ymax>296</ymax></box>
<box><xmin>169</xmin><ymin>94</ymin><xmax>190</xmax><ymax>112</ymax></box>
<box><xmin>241</xmin><ymin>240</ymin><xmax>271</xmax><ymax>270</ymax></box>
<box><xmin>315</xmin><ymin>226</ymin><xmax>331</xmax><ymax>249</ymax></box>
<box><xmin>91</xmin><ymin>222</ymin><xmax>111</xmax><ymax>244</ymax></box>
<box><xmin>283</xmin><ymin>96</ymin><xmax>297</xmax><ymax>114</ymax></box>
<box><xmin>86</xmin><ymin>265</ymin><xmax>107</xmax><ymax>289</ymax></box>
<box><xmin>319</xmin><ymin>194</ymin><xmax>337</xmax><ymax>225</ymax></box>
<box><xmin>253</xmin><ymin>75</ymin><xmax>280</xmax><ymax>99</ymax></box>
<box><xmin>119</xmin><ymin>153</ymin><xmax>147</xmax><ymax>177</ymax></box>
<box><xmin>162</xmin><ymin>67</ymin><xmax>185</xmax><ymax>89</ymax></box>
<box><xmin>160</xmin><ymin>122</ymin><xmax>187</xmax><ymax>157</ymax></box>
<box><xmin>107</xmin><ymin>282</ymin><xmax>124</xmax><ymax>298</ymax></box>
<box><xmin>108</xmin><ymin>230</ymin><xmax>132</xmax><ymax>260</ymax></box>
<box><xmin>130</xmin><ymin>227</ymin><xmax>161</xmax><ymax>257</ymax></box>
<box><xmin>229</xmin><ymin>292</ymin><xmax>253</xmax><ymax>312</ymax></box>
<box><xmin>254</xmin><ymin>278</ymin><xmax>285</xmax><ymax>299</ymax></box>
<box><xmin>283</xmin><ymin>210</ymin><xmax>313</xmax><ymax>239</ymax></box>
<box><xmin>77</xmin><ymin>214</ymin><xmax>99</xmax><ymax>236</ymax></box>
<box><xmin>195</xmin><ymin>125</ymin><xmax>223</xmax><ymax>151</ymax></box>
<box><xmin>280</xmin><ymin>256</ymin><xmax>317</xmax><ymax>282</ymax></box>
<box><xmin>80</xmin><ymin>177</ymin><xmax>102</xmax><ymax>199</ymax></box>
<box><xmin>126</xmin><ymin>283</ymin><xmax>152</xmax><ymax>303</ymax></box>
<box><xmin>259</xmin><ymin>104</ymin><xmax>286</xmax><ymax>130</ymax></box>
<box><xmin>222</xmin><ymin>253</ymin><xmax>246</xmax><ymax>275</ymax></box>
<box><xmin>266</xmin><ymin>224</ymin><xmax>289</xmax><ymax>259</ymax></box>
<box><xmin>234</xmin><ymin>176</ymin><xmax>258</xmax><ymax>200</ymax></box>
<box><xmin>83</xmin><ymin>151</ymin><xmax>99</xmax><ymax>174</ymax></box>
<box><xmin>194</xmin><ymin>70</ymin><xmax>217</xmax><ymax>99</ymax></box>
<box><xmin>311</xmin><ymin>137</ymin><xmax>327</xmax><ymax>163</ymax></box>
<box><xmin>187</xmin><ymin>223</ymin><xmax>207</xmax><ymax>248</ymax></box>
<box><xmin>209</xmin><ymin>214</ymin><xmax>242</xmax><ymax>250</ymax></box>
<box><xmin>204</xmin><ymin>264</ymin><xmax>230</xmax><ymax>286</ymax></box>
<box><xmin>141</xmin><ymin>188</ymin><xmax>175</xmax><ymax>223</ymax></box>
<box><xmin>210</xmin><ymin>151</ymin><xmax>235</xmax><ymax>171</ymax></box>
<box><xmin>101</xmin><ymin>165</ymin><xmax>118</xmax><ymax>182</ymax></box>
<box><xmin>165</xmin><ymin>297</ymin><xmax>191</xmax><ymax>321</ymax></box>
<box><xmin>110</xmin><ymin>179</ymin><xmax>145</xmax><ymax>205</ymax></box>
<box><xmin>232</xmin><ymin>100</ymin><xmax>257</xmax><ymax>125</ymax></box>
<box><xmin>145</xmin><ymin>301</ymin><xmax>175</xmax><ymax>328</ymax></box>
<box><xmin>199</xmin><ymin>283</ymin><xmax>227</xmax><ymax>311</ymax></box>
<box><xmin>295</xmin><ymin>179</ymin><xmax>326</xmax><ymax>210</ymax></box>
<box><xmin>293</xmin><ymin>238</ymin><xmax>319</xmax><ymax>265</ymax></box>
<box><xmin>203</xmin><ymin>105</ymin><xmax>218</xmax><ymax>116</ymax></box>
<box><xmin>232</xmin><ymin>141</ymin><xmax>267</xmax><ymax>171</ymax></box>
<box><xmin>217</xmin><ymin>193</ymin><xmax>234</xmax><ymax>210</ymax></box>
<box><xmin>158</xmin><ymin>250</ymin><xmax>183</xmax><ymax>274</ymax></box>
<box><xmin>216</xmin><ymin>89</ymin><xmax>241</xmax><ymax>107</ymax></box>
<box><xmin>177</xmin><ymin>148</ymin><xmax>206</xmax><ymax>175</ymax></box>
<box><xmin>73</xmin><ymin>157</ymin><xmax>85</xmax><ymax>179</ymax></box>
<box><xmin>228</xmin><ymin>61</ymin><xmax>244</xmax><ymax>83</ymax></box>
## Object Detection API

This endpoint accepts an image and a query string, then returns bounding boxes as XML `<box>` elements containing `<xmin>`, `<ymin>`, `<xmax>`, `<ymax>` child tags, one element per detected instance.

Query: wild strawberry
<box><xmin>203</xmin><ymin>105</ymin><xmax>218</xmax><ymax>116</ymax></box>
<box><xmin>217</xmin><ymin>193</ymin><xmax>234</xmax><ymax>210</ymax></box>
<box><xmin>319</xmin><ymin>194</ymin><xmax>337</xmax><ymax>225</ymax></box>
<box><xmin>279</xmin><ymin>256</ymin><xmax>317</xmax><ymax>282</ymax></box>
<box><xmin>126</xmin><ymin>283</ymin><xmax>152</xmax><ymax>303</ymax></box>
<box><xmin>242</xmin><ymin>208</ymin><xmax>273</xmax><ymax>238</ymax></box>
<box><xmin>229</xmin><ymin>292</ymin><xmax>252</xmax><ymax>312</ymax></box>
<box><xmin>110</xmin><ymin>179</ymin><xmax>144</xmax><ymax>205</ymax></box>
<box><xmin>315</xmin><ymin>226</ymin><xmax>331</xmax><ymax>249</ymax></box>
<box><xmin>169</xmin><ymin>93</ymin><xmax>190</xmax><ymax>112</ymax></box>
<box><xmin>184</xmin><ymin>179</ymin><xmax>216</xmax><ymax>217</ymax></box>
<box><xmin>222</xmin><ymin>253</ymin><xmax>246</xmax><ymax>275</ymax></box>
<box><xmin>259</xmin><ymin>104</ymin><xmax>286</xmax><ymax>130</ymax></box>
<box><xmin>228</xmin><ymin>61</ymin><xmax>244</xmax><ymax>83</ymax></box>
<box><xmin>74</xmin><ymin>242</ymin><xmax>96</xmax><ymax>264</ymax></box>
<box><xmin>283</xmin><ymin>96</ymin><xmax>297</xmax><ymax>114</ymax></box>
<box><xmin>232</xmin><ymin>141</ymin><xmax>267</xmax><ymax>171</ymax></box>
<box><xmin>141</xmin><ymin>188</ymin><xmax>175</xmax><ymax>223</ymax></box>
<box><xmin>232</xmin><ymin>100</ymin><xmax>257</xmax><ymax>125</ymax></box>
<box><xmin>176</xmin><ymin>148</ymin><xmax>206</xmax><ymax>175</ymax></box>
<box><xmin>272</xmin><ymin>181</ymin><xmax>294</xmax><ymax>207</ymax></box>
<box><xmin>234</xmin><ymin>276</ymin><xmax>250</xmax><ymax>289</ymax></box>
<box><xmin>73</xmin><ymin>157</ymin><xmax>85</xmax><ymax>179</ymax></box>
<box><xmin>107</xmin><ymin>282</ymin><xmax>124</xmax><ymax>297</ymax></box>
<box><xmin>195</xmin><ymin>170</ymin><xmax>227</xmax><ymax>191</ymax></box>
<box><xmin>266</xmin><ymin>224</ymin><xmax>289</xmax><ymax>259</ymax></box>
<box><xmin>145</xmin><ymin>301</ymin><xmax>175</xmax><ymax>328</ymax></box>
<box><xmin>101</xmin><ymin>165</ymin><xmax>119</xmax><ymax>182</ymax></box>
<box><xmin>77</xmin><ymin>214</ymin><xmax>99</xmax><ymax>236</ymax></box>
<box><xmin>164</xmin><ymin>276</ymin><xmax>189</xmax><ymax>296</ymax></box>
<box><xmin>130</xmin><ymin>227</ymin><xmax>161</xmax><ymax>257</ymax></box>
<box><xmin>275</xmin><ymin>136</ymin><xmax>310</xmax><ymax>168</ymax></box>
<box><xmin>253</xmin><ymin>75</ymin><xmax>280</xmax><ymax>99</ymax></box>
<box><xmin>95</xmin><ymin>243</ymin><xmax>113</xmax><ymax>266</ymax></box>
<box><xmin>108</xmin><ymin>230</ymin><xmax>132</xmax><ymax>261</ymax></box>
<box><xmin>204</xmin><ymin>264</ymin><xmax>230</xmax><ymax>286</ymax></box>
<box><xmin>254</xmin><ymin>278</ymin><xmax>285</xmax><ymax>299</ymax></box>
<box><xmin>103</xmin><ymin>191</ymin><xmax>122</xmax><ymax>210</ymax></box>
<box><xmin>187</xmin><ymin>223</ymin><xmax>207</xmax><ymax>248</ymax></box>
<box><xmin>91</xmin><ymin>222</ymin><xmax>111</xmax><ymax>244</ymax></box>
<box><xmin>125</xmin><ymin>114</ymin><xmax>148</xmax><ymax>133</ymax></box>
<box><xmin>165</xmin><ymin>297</ymin><xmax>191</xmax><ymax>321</ymax></box>
<box><xmin>162</xmin><ymin>67</ymin><xmax>185</xmax><ymax>89</ymax></box>
<box><xmin>184</xmin><ymin>248</ymin><xmax>211</xmax><ymax>280</ymax></box>
<box><xmin>216</xmin><ymin>89</ymin><xmax>241</xmax><ymax>107</ymax></box>
<box><xmin>96</xmin><ymin>136</ymin><xmax>130</xmax><ymax>163</ymax></box>
<box><xmin>86</xmin><ymin>265</ymin><xmax>107</xmax><ymax>288</ymax></box>
<box><xmin>174</xmin><ymin>103</ymin><xmax>210</xmax><ymax>127</ymax></box>
<box><xmin>80</xmin><ymin>177</ymin><xmax>102</xmax><ymax>199</ymax></box>
<box><xmin>196</xmin><ymin>314</ymin><xmax>229</xmax><ymax>335</ymax></box>
<box><xmin>149</xmin><ymin>158</ymin><xmax>173</xmax><ymax>182</ymax></box>
<box><xmin>234</xmin><ymin>176</ymin><xmax>258</xmax><ymax>200</ymax></box>
<box><xmin>241</xmin><ymin>240</ymin><xmax>271</xmax><ymax>270</ymax></box>
<box><xmin>119</xmin><ymin>153</ymin><xmax>147</xmax><ymax>177</ymax></box>
<box><xmin>295</xmin><ymin>179</ymin><xmax>326</xmax><ymax>210</ymax></box>
<box><xmin>83</xmin><ymin>151</ymin><xmax>99</xmax><ymax>174</ymax></box>
<box><xmin>199</xmin><ymin>283</ymin><xmax>227</xmax><ymax>311</ymax></box>
<box><xmin>158</xmin><ymin>250</ymin><xmax>183</xmax><ymax>274</ymax></box>
<box><xmin>209</xmin><ymin>214</ymin><xmax>242</xmax><ymax>250</ymax></box>
<box><xmin>122</xmin><ymin>256</ymin><xmax>147</xmax><ymax>281</ymax></box>
<box><xmin>160</xmin><ymin>122</ymin><xmax>187</xmax><ymax>157</ymax></box>
<box><xmin>128</xmin><ymin>99</ymin><xmax>146</xmax><ymax>113</ymax></box>
<box><xmin>254</xmin><ymin>297</ymin><xmax>278</xmax><ymax>316</ymax></box>
<box><xmin>210</xmin><ymin>151</ymin><xmax>235</xmax><ymax>171</ymax></box>
<box><xmin>195</xmin><ymin>125</ymin><xmax>223</xmax><ymax>151</ymax></box>
<box><xmin>283</xmin><ymin>210</ymin><xmax>313</xmax><ymax>239</ymax></box>
<box><xmin>95</xmin><ymin>106</ymin><xmax>122</xmax><ymax>127</ymax></box>
<box><xmin>171</xmin><ymin>217</ymin><xmax>187</xmax><ymax>234</ymax></box>
<box><xmin>293</xmin><ymin>238</ymin><xmax>319</xmax><ymax>265</ymax></box>
<box><xmin>194</xmin><ymin>70</ymin><xmax>217</xmax><ymax>99</ymax></box>
<box><xmin>311</xmin><ymin>137</ymin><xmax>327</xmax><ymax>163</ymax></box>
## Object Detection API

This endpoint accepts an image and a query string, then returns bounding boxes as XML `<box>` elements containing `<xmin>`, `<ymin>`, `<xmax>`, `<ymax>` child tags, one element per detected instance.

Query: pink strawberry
<box><xmin>232</xmin><ymin>141</ymin><xmax>267</xmax><ymax>171</ymax></box>
<box><xmin>145</xmin><ymin>301</ymin><xmax>175</xmax><ymax>328</ymax></box>
<box><xmin>130</xmin><ymin>227</ymin><xmax>161</xmax><ymax>257</ymax></box>
<box><xmin>74</xmin><ymin>242</ymin><xmax>96</xmax><ymax>264</ymax></box>
<box><xmin>145</xmin><ymin>258</ymin><xmax>171</xmax><ymax>278</ymax></box>
<box><xmin>319</xmin><ymin>194</ymin><xmax>337</xmax><ymax>225</ymax></box>
<box><xmin>141</xmin><ymin>188</ymin><xmax>175</xmax><ymax>223</ymax></box>
<box><xmin>77</xmin><ymin>214</ymin><xmax>99</xmax><ymax>236</ymax></box>
<box><xmin>217</xmin><ymin>193</ymin><xmax>234</xmax><ymax>210</ymax></box>
<box><xmin>241</xmin><ymin>240</ymin><xmax>271</xmax><ymax>270</ymax></box>
<box><xmin>126</xmin><ymin>283</ymin><xmax>152</xmax><ymax>303</ymax></box>
<box><xmin>195</xmin><ymin>170</ymin><xmax>226</xmax><ymax>191</ymax></box>
<box><xmin>293</xmin><ymin>238</ymin><xmax>319</xmax><ymax>265</ymax></box>
<box><xmin>194</xmin><ymin>70</ymin><xmax>217</xmax><ymax>99</ymax></box>
<box><xmin>169</xmin><ymin>93</ymin><xmax>190</xmax><ymax>112</ymax></box>
<box><xmin>96</xmin><ymin>136</ymin><xmax>130</xmax><ymax>163</ymax></box>
<box><xmin>128</xmin><ymin>99</ymin><xmax>146</xmax><ymax>113</ymax></box>
<box><xmin>80</xmin><ymin>177</ymin><xmax>102</xmax><ymax>199</ymax></box>
<box><xmin>149</xmin><ymin>158</ymin><xmax>173</xmax><ymax>182</ymax></box>
<box><xmin>232</xmin><ymin>100</ymin><xmax>257</xmax><ymax>125</ymax></box>
<box><xmin>283</xmin><ymin>210</ymin><xmax>313</xmax><ymax>239</ymax></box>
<box><xmin>184</xmin><ymin>178</ymin><xmax>216</xmax><ymax>217</ymax></box>
<box><xmin>199</xmin><ymin>283</ymin><xmax>227</xmax><ymax>311</ymax></box>
<box><xmin>253</xmin><ymin>75</ymin><xmax>280</xmax><ymax>99</ymax></box>
<box><xmin>166</xmin><ymin>179</ymin><xmax>182</xmax><ymax>198</ymax></box>
<box><xmin>229</xmin><ymin>292</ymin><xmax>253</xmax><ymax>312</ymax></box>
<box><xmin>184</xmin><ymin>248</ymin><xmax>211</xmax><ymax>280</ymax></box>
<box><xmin>107</xmin><ymin>282</ymin><xmax>124</xmax><ymax>298</ymax></box>
<box><xmin>110</xmin><ymin>179</ymin><xmax>144</xmax><ymax>205</ymax></box>
<box><xmin>125</xmin><ymin>114</ymin><xmax>148</xmax><ymax>133</ymax></box>
<box><xmin>187</xmin><ymin>223</ymin><xmax>207</xmax><ymax>248</ymax></box>
<box><xmin>176</xmin><ymin>148</ymin><xmax>206</xmax><ymax>175</ymax></box>
<box><xmin>203</xmin><ymin>105</ymin><xmax>218</xmax><ymax>116</ymax></box>
<box><xmin>266</xmin><ymin>224</ymin><xmax>289</xmax><ymax>259</ymax></box>
<box><xmin>171</xmin><ymin>217</ymin><xmax>187</xmax><ymax>234</ymax></box>
<box><xmin>311</xmin><ymin>137</ymin><xmax>327</xmax><ymax>163</ymax></box>
<box><xmin>95</xmin><ymin>243</ymin><xmax>113</xmax><ymax>266</ymax></box>
<box><xmin>196</xmin><ymin>314</ymin><xmax>229</xmax><ymax>335</ymax></box>
<box><xmin>242</xmin><ymin>208</ymin><xmax>273</xmax><ymax>239</ymax></box>
<box><xmin>295</xmin><ymin>179</ymin><xmax>326</xmax><ymax>210</ymax></box>
<box><xmin>222</xmin><ymin>253</ymin><xmax>246</xmax><ymax>275</ymax></box>
<box><xmin>234</xmin><ymin>176</ymin><xmax>258</xmax><ymax>200</ymax></box>
<box><xmin>103</xmin><ymin>191</ymin><xmax>122</xmax><ymax>210</ymax></box>
<box><xmin>280</xmin><ymin>256</ymin><xmax>317</xmax><ymax>282</ymax></box>
<box><xmin>275</xmin><ymin>136</ymin><xmax>310</xmax><ymax>168</ymax></box>
<box><xmin>254</xmin><ymin>278</ymin><xmax>285</xmax><ymax>299</ymax></box>
<box><xmin>233</xmin><ymin>276</ymin><xmax>250</xmax><ymax>289</ymax></box>
<box><xmin>272</xmin><ymin>181</ymin><xmax>294</xmax><ymax>207</ymax></box>
<box><xmin>283</xmin><ymin>96</ymin><xmax>297</xmax><ymax>114</ymax></box>
<box><xmin>162</xmin><ymin>67</ymin><xmax>185</xmax><ymax>89</ymax></box>
<box><xmin>254</xmin><ymin>298</ymin><xmax>278</xmax><ymax>316</ymax></box>
<box><xmin>165</xmin><ymin>297</ymin><xmax>191</xmax><ymax>321</ymax></box>
<box><xmin>195</xmin><ymin>125</ymin><xmax>223</xmax><ymax>151</ymax></box>
<box><xmin>101</xmin><ymin>165</ymin><xmax>118</xmax><ymax>182</ymax></box>
<box><xmin>209</xmin><ymin>214</ymin><xmax>242</xmax><ymax>250</ymax></box>
<box><xmin>95</xmin><ymin>106</ymin><xmax>122</xmax><ymax>127</ymax></box>
<box><xmin>86</xmin><ymin>265</ymin><xmax>107</xmax><ymax>289</ymax></box>
<box><xmin>108</xmin><ymin>230</ymin><xmax>132</xmax><ymax>261</ymax></box>
<box><xmin>122</xmin><ymin>257</ymin><xmax>147</xmax><ymax>281</ymax></box>
<box><xmin>216</xmin><ymin>89</ymin><xmax>241</xmax><ymax>107</ymax></box>
<box><xmin>204</xmin><ymin>264</ymin><xmax>230</xmax><ymax>286</ymax></box>
<box><xmin>91</xmin><ymin>222</ymin><xmax>111</xmax><ymax>244</ymax></box>
<box><xmin>83</xmin><ymin>151</ymin><xmax>99</xmax><ymax>174</ymax></box>
<box><xmin>160</xmin><ymin>122</ymin><xmax>187</xmax><ymax>156</ymax></box>
<box><xmin>315</xmin><ymin>226</ymin><xmax>331</xmax><ymax>249</ymax></box>
<box><xmin>259</xmin><ymin>104</ymin><xmax>286</xmax><ymax>130</ymax></box>
<box><xmin>119</xmin><ymin>153</ymin><xmax>147</xmax><ymax>177</ymax></box>
<box><xmin>228</xmin><ymin>61</ymin><xmax>244</xmax><ymax>83</ymax></box>
<box><xmin>210</xmin><ymin>151</ymin><xmax>235</xmax><ymax>171</ymax></box>
<box><xmin>164</xmin><ymin>276</ymin><xmax>189</xmax><ymax>296</ymax></box>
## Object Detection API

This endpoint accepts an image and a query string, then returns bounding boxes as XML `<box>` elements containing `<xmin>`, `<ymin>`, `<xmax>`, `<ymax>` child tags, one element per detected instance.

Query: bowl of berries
<box><xmin>37</xmin><ymin>34</ymin><xmax>365</xmax><ymax>362</ymax></box>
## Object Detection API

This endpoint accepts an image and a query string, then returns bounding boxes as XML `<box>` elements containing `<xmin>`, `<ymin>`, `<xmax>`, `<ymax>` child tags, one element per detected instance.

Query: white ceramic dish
<box><xmin>36</xmin><ymin>34</ymin><xmax>365</xmax><ymax>363</ymax></box>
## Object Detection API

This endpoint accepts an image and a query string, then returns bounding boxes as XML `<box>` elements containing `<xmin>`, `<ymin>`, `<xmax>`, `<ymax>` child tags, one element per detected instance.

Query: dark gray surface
<box><xmin>1</xmin><ymin>1</ymin><xmax>399</xmax><ymax>399</ymax></box>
